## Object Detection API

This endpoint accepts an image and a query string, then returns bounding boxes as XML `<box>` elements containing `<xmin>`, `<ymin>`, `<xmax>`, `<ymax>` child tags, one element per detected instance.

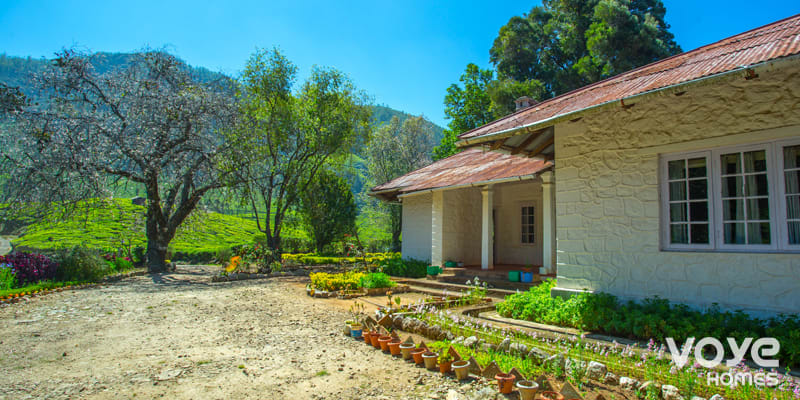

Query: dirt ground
<box><xmin>0</xmin><ymin>265</ymin><xmax>479</xmax><ymax>400</ymax></box>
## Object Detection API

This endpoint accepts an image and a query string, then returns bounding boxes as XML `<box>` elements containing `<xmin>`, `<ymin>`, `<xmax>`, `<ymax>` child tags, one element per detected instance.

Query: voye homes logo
<box><xmin>666</xmin><ymin>337</ymin><xmax>780</xmax><ymax>387</ymax></box>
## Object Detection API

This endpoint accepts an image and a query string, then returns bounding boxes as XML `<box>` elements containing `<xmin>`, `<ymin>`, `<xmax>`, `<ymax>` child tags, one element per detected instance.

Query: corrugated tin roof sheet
<box><xmin>370</xmin><ymin>147</ymin><xmax>552</xmax><ymax>198</ymax></box>
<box><xmin>460</xmin><ymin>14</ymin><xmax>800</xmax><ymax>140</ymax></box>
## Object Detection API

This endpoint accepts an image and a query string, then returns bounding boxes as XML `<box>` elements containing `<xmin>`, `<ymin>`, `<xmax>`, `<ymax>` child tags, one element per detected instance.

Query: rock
<box><xmin>498</xmin><ymin>338</ymin><xmax>511</xmax><ymax>352</ymax></box>
<box><xmin>155</xmin><ymin>369</ymin><xmax>181</xmax><ymax>381</ymax></box>
<box><xmin>620</xmin><ymin>376</ymin><xmax>640</xmax><ymax>391</ymax></box>
<box><xmin>463</xmin><ymin>336</ymin><xmax>478</xmax><ymax>348</ymax></box>
<box><xmin>662</xmin><ymin>384</ymin><xmax>683</xmax><ymax>400</ymax></box>
<box><xmin>392</xmin><ymin>315</ymin><xmax>403</xmax><ymax>329</ymax></box>
<box><xmin>480</xmin><ymin>342</ymin><xmax>494</xmax><ymax>352</ymax></box>
<box><xmin>467</xmin><ymin>387</ymin><xmax>496</xmax><ymax>400</ymax></box>
<box><xmin>586</xmin><ymin>361</ymin><xmax>607</xmax><ymax>380</ymax></box>
<box><xmin>565</xmin><ymin>358</ymin><xmax>586</xmax><ymax>376</ymax></box>
<box><xmin>527</xmin><ymin>348</ymin><xmax>551</xmax><ymax>365</ymax></box>
<box><xmin>545</xmin><ymin>353</ymin><xmax>565</xmax><ymax>372</ymax></box>
<box><xmin>428</xmin><ymin>324</ymin><xmax>442</xmax><ymax>340</ymax></box>
<box><xmin>690</xmin><ymin>397</ymin><xmax>707</xmax><ymax>400</ymax></box>
<box><xmin>445</xmin><ymin>331</ymin><xmax>455</xmax><ymax>341</ymax></box>
<box><xmin>709</xmin><ymin>395</ymin><xmax>725</xmax><ymax>400</ymax></box>
<box><xmin>446</xmin><ymin>389</ymin><xmax>463</xmax><ymax>400</ymax></box>
<box><xmin>604</xmin><ymin>372</ymin><xmax>619</xmax><ymax>385</ymax></box>
<box><xmin>509</xmin><ymin>342</ymin><xmax>528</xmax><ymax>355</ymax></box>
<box><xmin>639</xmin><ymin>381</ymin><xmax>661</xmax><ymax>397</ymax></box>
<box><xmin>453</xmin><ymin>336</ymin><xmax>465</xmax><ymax>344</ymax></box>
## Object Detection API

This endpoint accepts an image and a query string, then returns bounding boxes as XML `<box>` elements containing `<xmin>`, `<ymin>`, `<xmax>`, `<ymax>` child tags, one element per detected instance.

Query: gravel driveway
<box><xmin>0</xmin><ymin>265</ymin><xmax>474</xmax><ymax>400</ymax></box>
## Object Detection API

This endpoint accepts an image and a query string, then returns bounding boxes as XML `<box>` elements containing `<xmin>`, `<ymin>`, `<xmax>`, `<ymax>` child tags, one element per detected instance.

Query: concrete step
<box><xmin>395</xmin><ymin>277</ymin><xmax>517</xmax><ymax>299</ymax></box>
<box><xmin>437</xmin><ymin>274</ymin><xmax>540</xmax><ymax>292</ymax></box>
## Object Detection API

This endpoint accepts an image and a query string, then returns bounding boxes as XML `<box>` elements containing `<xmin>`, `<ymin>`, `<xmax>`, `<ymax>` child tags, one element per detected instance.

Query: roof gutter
<box><xmin>396</xmin><ymin>168</ymin><xmax>551</xmax><ymax>199</ymax></box>
<box><xmin>457</xmin><ymin>53</ymin><xmax>800</xmax><ymax>147</ymax></box>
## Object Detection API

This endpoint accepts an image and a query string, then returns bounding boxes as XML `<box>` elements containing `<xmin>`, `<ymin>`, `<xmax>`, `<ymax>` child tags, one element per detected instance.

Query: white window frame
<box><xmin>660</xmin><ymin>138</ymin><xmax>800</xmax><ymax>253</ymax></box>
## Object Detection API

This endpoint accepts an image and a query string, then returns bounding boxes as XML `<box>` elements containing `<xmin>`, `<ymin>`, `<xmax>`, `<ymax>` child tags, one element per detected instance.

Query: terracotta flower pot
<box><xmin>439</xmin><ymin>361</ymin><xmax>452</xmax><ymax>374</ymax></box>
<box><xmin>452</xmin><ymin>360</ymin><xmax>470</xmax><ymax>380</ymax></box>
<box><xmin>516</xmin><ymin>380</ymin><xmax>539</xmax><ymax>400</ymax></box>
<box><xmin>388</xmin><ymin>340</ymin><xmax>402</xmax><ymax>356</ymax></box>
<box><xmin>378</xmin><ymin>336</ymin><xmax>392</xmax><ymax>352</ymax></box>
<box><xmin>411</xmin><ymin>349</ymin><xmax>426</xmax><ymax>365</ymax></box>
<box><xmin>539</xmin><ymin>391</ymin><xmax>565</xmax><ymax>400</ymax></box>
<box><xmin>399</xmin><ymin>343</ymin><xmax>415</xmax><ymax>360</ymax></box>
<box><xmin>363</xmin><ymin>331</ymin><xmax>374</xmax><ymax>344</ymax></box>
<box><xmin>495</xmin><ymin>373</ymin><xmax>515</xmax><ymax>394</ymax></box>
<box><xmin>370</xmin><ymin>333</ymin><xmax>382</xmax><ymax>348</ymax></box>
<box><xmin>422</xmin><ymin>352</ymin><xmax>438</xmax><ymax>370</ymax></box>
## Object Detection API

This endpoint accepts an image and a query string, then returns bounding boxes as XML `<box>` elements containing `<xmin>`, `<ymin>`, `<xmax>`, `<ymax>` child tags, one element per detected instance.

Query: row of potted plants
<box><xmin>348</xmin><ymin>322</ymin><xmax>570</xmax><ymax>400</ymax></box>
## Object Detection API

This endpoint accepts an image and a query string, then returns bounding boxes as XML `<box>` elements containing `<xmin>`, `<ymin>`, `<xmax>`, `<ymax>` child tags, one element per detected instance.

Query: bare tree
<box><xmin>0</xmin><ymin>50</ymin><xmax>237</xmax><ymax>272</ymax></box>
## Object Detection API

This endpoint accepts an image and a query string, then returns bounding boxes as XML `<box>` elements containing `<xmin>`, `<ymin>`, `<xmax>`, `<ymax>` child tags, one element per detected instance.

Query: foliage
<box><xmin>299</xmin><ymin>169</ymin><xmax>358</xmax><ymax>252</ymax></box>
<box><xmin>112</xmin><ymin>257</ymin><xmax>134</xmax><ymax>272</ymax></box>
<box><xmin>309</xmin><ymin>271</ymin><xmax>365</xmax><ymax>292</ymax></box>
<box><xmin>228</xmin><ymin>48</ymin><xmax>371</xmax><ymax>253</ymax></box>
<box><xmin>0</xmin><ymin>280</ymin><xmax>80</xmax><ymax>298</ymax></box>
<box><xmin>460</xmin><ymin>277</ymin><xmax>488</xmax><ymax>305</ymax></box>
<box><xmin>366</xmin><ymin>115</ymin><xmax>436</xmax><ymax>249</ymax></box>
<box><xmin>359</xmin><ymin>272</ymin><xmax>396</xmax><ymax>289</ymax></box>
<box><xmin>497</xmin><ymin>280</ymin><xmax>800</xmax><ymax>367</ymax></box>
<box><xmin>0</xmin><ymin>252</ymin><xmax>58</xmax><ymax>286</ymax></box>
<box><xmin>0</xmin><ymin>49</ymin><xmax>239</xmax><ymax>272</ymax></box>
<box><xmin>234</xmin><ymin>243</ymin><xmax>275</xmax><ymax>272</ymax></box>
<box><xmin>0</xmin><ymin>263</ymin><xmax>16</xmax><ymax>290</ymax></box>
<box><xmin>12</xmin><ymin>199</ymin><xmax>261</xmax><ymax>263</ymax></box>
<box><xmin>55</xmin><ymin>246</ymin><xmax>110</xmax><ymax>282</ymax></box>
<box><xmin>376</xmin><ymin>254</ymin><xmax>427</xmax><ymax>278</ymax></box>
<box><xmin>282</xmin><ymin>252</ymin><xmax>397</xmax><ymax>266</ymax></box>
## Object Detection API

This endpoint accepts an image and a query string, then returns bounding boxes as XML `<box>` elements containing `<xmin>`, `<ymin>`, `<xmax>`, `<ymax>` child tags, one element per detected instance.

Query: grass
<box><xmin>12</xmin><ymin>199</ymin><xmax>262</xmax><ymax>259</ymax></box>
<box><xmin>0</xmin><ymin>280</ymin><xmax>81</xmax><ymax>298</ymax></box>
<box><xmin>315</xmin><ymin>370</ymin><xmax>329</xmax><ymax>376</ymax></box>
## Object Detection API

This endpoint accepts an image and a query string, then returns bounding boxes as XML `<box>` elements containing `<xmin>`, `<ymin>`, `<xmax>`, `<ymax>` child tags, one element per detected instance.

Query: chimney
<box><xmin>514</xmin><ymin>96</ymin><xmax>535</xmax><ymax>111</ymax></box>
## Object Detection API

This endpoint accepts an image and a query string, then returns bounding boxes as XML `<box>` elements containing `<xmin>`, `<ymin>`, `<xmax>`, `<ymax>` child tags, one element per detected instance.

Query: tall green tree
<box><xmin>229</xmin><ymin>48</ymin><xmax>371</xmax><ymax>253</ymax></box>
<box><xmin>437</xmin><ymin>0</ymin><xmax>681</xmax><ymax>155</ymax></box>
<box><xmin>299</xmin><ymin>169</ymin><xmax>357</xmax><ymax>253</ymax></box>
<box><xmin>367</xmin><ymin>116</ymin><xmax>436</xmax><ymax>250</ymax></box>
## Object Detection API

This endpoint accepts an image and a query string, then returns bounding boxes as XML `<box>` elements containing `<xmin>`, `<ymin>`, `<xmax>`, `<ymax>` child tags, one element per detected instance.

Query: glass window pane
<box><xmin>721</xmin><ymin>153</ymin><xmax>741</xmax><ymax>175</ymax></box>
<box><xmin>669</xmin><ymin>182</ymin><xmax>686</xmax><ymax>201</ymax></box>
<box><xmin>671</xmin><ymin>224</ymin><xmax>688</xmax><ymax>244</ymax></box>
<box><xmin>722</xmin><ymin>176</ymin><xmax>743</xmax><ymax>198</ymax></box>
<box><xmin>747</xmin><ymin>222</ymin><xmax>771</xmax><ymax>245</ymax></box>
<box><xmin>670</xmin><ymin>203</ymin><xmax>687</xmax><ymax>222</ymax></box>
<box><xmin>743</xmin><ymin>150</ymin><xmax>767</xmax><ymax>172</ymax></box>
<box><xmin>746</xmin><ymin>198</ymin><xmax>770</xmax><ymax>220</ymax></box>
<box><xmin>687</xmin><ymin>158</ymin><xmax>707</xmax><ymax>178</ymax></box>
<box><xmin>785</xmin><ymin>171</ymin><xmax>800</xmax><ymax>195</ymax></box>
<box><xmin>690</xmin><ymin>201</ymin><xmax>708</xmax><ymax>222</ymax></box>
<box><xmin>723</xmin><ymin>199</ymin><xmax>744</xmax><ymax>221</ymax></box>
<box><xmin>787</xmin><ymin>195</ymin><xmax>800</xmax><ymax>219</ymax></box>
<box><xmin>668</xmin><ymin>160</ymin><xmax>686</xmax><ymax>180</ymax></box>
<box><xmin>784</xmin><ymin>145</ymin><xmax>800</xmax><ymax>170</ymax></box>
<box><xmin>789</xmin><ymin>222</ymin><xmax>800</xmax><ymax>245</ymax></box>
<box><xmin>689</xmin><ymin>179</ymin><xmax>707</xmax><ymax>200</ymax></box>
<box><xmin>690</xmin><ymin>224</ymin><xmax>709</xmax><ymax>244</ymax></box>
<box><xmin>724</xmin><ymin>223</ymin><xmax>746</xmax><ymax>244</ymax></box>
<box><xmin>528</xmin><ymin>215</ymin><xmax>535</xmax><ymax>225</ymax></box>
<box><xmin>745</xmin><ymin>174</ymin><xmax>769</xmax><ymax>196</ymax></box>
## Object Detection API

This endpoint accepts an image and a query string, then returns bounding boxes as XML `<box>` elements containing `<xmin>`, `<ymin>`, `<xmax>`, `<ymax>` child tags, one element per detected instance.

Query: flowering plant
<box><xmin>0</xmin><ymin>252</ymin><xmax>58</xmax><ymax>285</ymax></box>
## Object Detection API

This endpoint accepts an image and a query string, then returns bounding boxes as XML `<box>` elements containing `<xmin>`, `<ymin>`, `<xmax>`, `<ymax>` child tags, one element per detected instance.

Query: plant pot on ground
<box><xmin>422</xmin><ymin>352</ymin><xmax>438</xmax><ymax>371</ymax></box>
<box><xmin>411</xmin><ymin>348</ymin><xmax>426</xmax><ymax>365</ymax></box>
<box><xmin>344</xmin><ymin>320</ymin><xmax>355</xmax><ymax>336</ymax></box>
<box><xmin>349</xmin><ymin>323</ymin><xmax>362</xmax><ymax>339</ymax></box>
<box><xmin>539</xmin><ymin>391</ymin><xmax>565</xmax><ymax>400</ymax></box>
<box><xmin>388</xmin><ymin>340</ymin><xmax>402</xmax><ymax>356</ymax></box>
<box><xmin>515</xmin><ymin>380</ymin><xmax>539</xmax><ymax>400</ymax></box>
<box><xmin>363</xmin><ymin>331</ymin><xmax>375</xmax><ymax>344</ymax></box>
<box><xmin>370</xmin><ymin>333</ymin><xmax>382</xmax><ymax>348</ymax></box>
<box><xmin>378</xmin><ymin>336</ymin><xmax>392</xmax><ymax>352</ymax></box>
<box><xmin>438</xmin><ymin>352</ymin><xmax>453</xmax><ymax>374</ymax></box>
<box><xmin>452</xmin><ymin>360</ymin><xmax>470</xmax><ymax>380</ymax></box>
<box><xmin>399</xmin><ymin>343</ymin><xmax>415</xmax><ymax>360</ymax></box>
<box><xmin>495</xmin><ymin>373</ymin><xmax>515</xmax><ymax>394</ymax></box>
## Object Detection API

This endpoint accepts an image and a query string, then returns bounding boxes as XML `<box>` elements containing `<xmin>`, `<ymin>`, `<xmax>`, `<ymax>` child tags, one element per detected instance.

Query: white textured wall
<box><xmin>442</xmin><ymin>187</ymin><xmax>482</xmax><ymax>266</ymax></box>
<box><xmin>401</xmin><ymin>193</ymin><xmax>432</xmax><ymax>262</ymax></box>
<box><xmin>494</xmin><ymin>181</ymin><xmax>543</xmax><ymax>266</ymax></box>
<box><xmin>554</xmin><ymin>62</ymin><xmax>800</xmax><ymax>315</ymax></box>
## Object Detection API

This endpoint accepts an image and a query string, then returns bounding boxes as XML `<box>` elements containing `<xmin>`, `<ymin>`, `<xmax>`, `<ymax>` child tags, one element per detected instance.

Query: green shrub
<box><xmin>310</xmin><ymin>271</ymin><xmax>365</xmax><ymax>291</ymax></box>
<box><xmin>55</xmin><ymin>246</ymin><xmax>111</xmax><ymax>282</ymax></box>
<box><xmin>215</xmin><ymin>247</ymin><xmax>232</xmax><ymax>263</ymax></box>
<box><xmin>497</xmin><ymin>279</ymin><xmax>800</xmax><ymax>368</ymax></box>
<box><xmin>377</xmin><ymin>255</ymin><xmax>427</xmax><ymax>278</ymax></box>
<box><xmin>0</xmin><ymin>263</ymin><xmax>17</xmax><ymax>290</ymax></box>
<box><xmin>359</xmin><ymin>272</ymin><xmax>396</xmax><ymax>289</ymax></box>
<box><xmin>113</xmin><ymin>257</ymin><xmax>134</xmax><ymax>272</ymax></box>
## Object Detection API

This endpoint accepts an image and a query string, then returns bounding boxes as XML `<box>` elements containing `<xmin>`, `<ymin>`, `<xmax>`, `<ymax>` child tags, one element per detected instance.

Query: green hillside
<box><xmin>12</xmin><ymin>199</ymin><xmax>261</xmax><ymax>260</ymax></box>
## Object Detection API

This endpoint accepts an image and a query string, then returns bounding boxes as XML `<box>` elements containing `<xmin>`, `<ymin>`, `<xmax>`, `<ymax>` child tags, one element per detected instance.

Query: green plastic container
<box><xmin>427</xmin><ymin>266</ymin><xmax>442</xmax><ymax>276</ymax></box>
<box><xmin>444</xmin><ymin>261</ymin><xmax>457</xmax><ymax>268</ymax></box>
<box><xmin>508</xmin><ymin>271</ymin><xmax>521</xmax><ymax>282</ymax></box>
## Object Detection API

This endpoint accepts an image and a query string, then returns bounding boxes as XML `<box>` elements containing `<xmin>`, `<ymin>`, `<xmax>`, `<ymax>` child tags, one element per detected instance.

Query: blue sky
<box><xmin>1</xmin><ymin>1</ymin><xmax>799</xmax><ymax>127</ymax></box>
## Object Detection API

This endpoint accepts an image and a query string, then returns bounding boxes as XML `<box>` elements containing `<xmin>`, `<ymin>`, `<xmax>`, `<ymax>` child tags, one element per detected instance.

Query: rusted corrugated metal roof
<box><xmin>460</xmin><ymin>14</ymin><xmax>800</xmax><ymax>141</ymax></box>
<box><xmin>370</xmin><ymin>147</ymin><xmax>552</xmax><ymax>200</ymax></box>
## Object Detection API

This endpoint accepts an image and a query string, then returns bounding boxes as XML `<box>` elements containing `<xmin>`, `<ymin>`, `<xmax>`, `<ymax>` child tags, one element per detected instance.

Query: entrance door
<box><xmin>492</xmin><ymin>209</ymin><xmax>497</xmax><ymax>265</ymax></box>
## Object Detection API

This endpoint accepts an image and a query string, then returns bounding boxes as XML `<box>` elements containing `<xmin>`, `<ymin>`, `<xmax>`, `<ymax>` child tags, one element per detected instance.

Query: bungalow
<box><xmin>371</xmin><ymin>14</ymin><xmax>800</xmax><ymax>315</ymax></box>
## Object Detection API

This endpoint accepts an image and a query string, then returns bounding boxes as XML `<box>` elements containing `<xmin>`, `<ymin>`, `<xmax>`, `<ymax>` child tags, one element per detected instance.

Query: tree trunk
<box><xmin>145</xmin><ymin>205</ymin><xmax>172</xmax><ymax>273</ymax></box>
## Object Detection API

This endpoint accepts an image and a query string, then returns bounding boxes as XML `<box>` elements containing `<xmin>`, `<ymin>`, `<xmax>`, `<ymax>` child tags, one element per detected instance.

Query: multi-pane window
<box><xmin>521</xmin><ymin>206</ymin><xmax>535</xmax><ymax>244</ymax></box>
<box><xmin>661</xmin><ymin>139</ymin><xmax>800</xmax><ymax>252</ymax></box>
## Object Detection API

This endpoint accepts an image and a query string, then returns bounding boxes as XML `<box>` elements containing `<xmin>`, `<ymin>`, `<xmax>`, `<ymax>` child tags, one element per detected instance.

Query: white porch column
<box><xmin>481</xmin><ymin>186</ymin><xmax>494</xmax><ymax>270</ymax></box>
<box><xmin>541</xmin><ymin>171</ymin><xmax>556</xmax><ymax>274</ymax></box>
<box><xmin>431</xmin><ymin>191</ymin><xmax>444</xmax><ymax>266</ymax></box>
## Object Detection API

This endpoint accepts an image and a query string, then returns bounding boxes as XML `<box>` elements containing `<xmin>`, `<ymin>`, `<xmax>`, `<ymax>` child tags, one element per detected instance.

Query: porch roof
<box><xmin>369</xmin><ymin>147</ymin><xmax>552</xmax><ymax>201</ymax></box>
<box><xmin>458</xmin><ymin>14</ymin><xmax>800</xmax><ymax>145</ymax></box>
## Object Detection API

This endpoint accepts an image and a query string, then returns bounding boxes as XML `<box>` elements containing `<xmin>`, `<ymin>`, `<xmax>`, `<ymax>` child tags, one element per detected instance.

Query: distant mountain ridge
<box><xmin>0</xmin><ymin>53</ymin><xmax>443</xmax><ymax>136</ymax></box>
